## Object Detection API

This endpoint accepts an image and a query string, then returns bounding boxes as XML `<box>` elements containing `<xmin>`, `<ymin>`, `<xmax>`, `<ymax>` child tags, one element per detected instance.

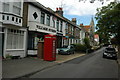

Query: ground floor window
<box><xmin>6</xmin><ymin>29</ymin><xmax>24</xmax><ymax>49</ymax></box>
<box><xmin>28</xmin><ymin>32</ymin><xmax>44</xmax><ymax>50</ymax></box>
<box><xmin>56</xmin><ymin>36</ymin><xmax>62</xmax><ymax>48</ymax></box>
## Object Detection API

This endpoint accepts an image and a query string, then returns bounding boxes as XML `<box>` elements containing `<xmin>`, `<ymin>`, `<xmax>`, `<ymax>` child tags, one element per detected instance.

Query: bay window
<box><xmin>7</xmin><ymin>29</ymin><xmax>24</xmax><ymax>49</ymax></box>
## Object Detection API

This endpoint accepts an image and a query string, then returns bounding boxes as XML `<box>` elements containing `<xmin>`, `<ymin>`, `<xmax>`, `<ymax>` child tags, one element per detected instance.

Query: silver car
<box><xmin>103</xmin><ymin>47</ymin><xmax>117</xmax><ymax>60</ymax></box>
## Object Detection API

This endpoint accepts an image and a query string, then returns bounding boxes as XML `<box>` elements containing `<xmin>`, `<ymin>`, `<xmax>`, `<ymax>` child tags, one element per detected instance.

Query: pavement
<box><xmin>2</xmin><ymin>52</ymin><xmax>85</xmax><ymax>79</ymax></box>
<box><xmin>0</xmin><ymin>57</ymin><xmax>2</xmax><ymax>80</ymax></box>
<box><xmin>117</xmin><ymin>54</ymin><xmax>120</xmax><ymax>80</ymax></box>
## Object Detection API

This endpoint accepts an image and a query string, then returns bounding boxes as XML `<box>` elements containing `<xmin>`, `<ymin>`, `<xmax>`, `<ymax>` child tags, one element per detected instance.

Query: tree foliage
<box><xmin>95</xmin><ymin>2</ymin><xmax>120</xmax><ymax>45</ymax></box>
<box><xmin>83</xmin><ymin>38</ymin><xmax>91</xmax><ymax>48</ymax></box>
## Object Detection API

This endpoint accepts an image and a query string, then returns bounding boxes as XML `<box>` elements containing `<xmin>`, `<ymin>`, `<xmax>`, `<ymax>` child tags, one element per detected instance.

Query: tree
<box><xmin>95</xmin><ymin>2</ymin><xmax>120</xmax><ymax>56</ymax></box>
<box><xmin>83</xmin><ymin>38</ymin><xmax>91</xmax><ymax>48</ymax></box>
<box><xmin>111</xmin><ymin>37</ymin><xmax>118</xmax><ymax>45</ymax></box>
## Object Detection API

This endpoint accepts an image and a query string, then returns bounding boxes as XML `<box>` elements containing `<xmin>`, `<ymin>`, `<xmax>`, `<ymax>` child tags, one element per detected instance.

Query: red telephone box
<box><xmin>44</xmin><ymin>34</ymin><xmax>56</xmax><ymax>61</ymax></box>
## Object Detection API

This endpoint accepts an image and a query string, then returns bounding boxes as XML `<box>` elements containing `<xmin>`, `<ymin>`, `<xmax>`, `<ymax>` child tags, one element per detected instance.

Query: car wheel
<box><xmin>103</xmin><ymin>55</ymin><xmax>105</xmax><ymax>58</ymax></box>
<box><xmin>114</xmin><ymin>57</ymin><xmax>117</xmax><ymax>60</ymax></box>
<box><xmin>67</xmin><ymin>52</ymin><xmax>70</xmax><ymax>55</ymax></box>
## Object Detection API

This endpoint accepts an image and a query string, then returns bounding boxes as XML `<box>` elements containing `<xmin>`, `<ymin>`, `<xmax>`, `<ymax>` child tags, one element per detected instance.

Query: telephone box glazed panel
<box><xmin>44</xmin><ymin>34</ymin><xmax>56</xmax><ymax>61</ymax></box>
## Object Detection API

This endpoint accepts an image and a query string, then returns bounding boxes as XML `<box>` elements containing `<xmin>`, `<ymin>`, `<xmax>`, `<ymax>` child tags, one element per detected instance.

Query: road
<box><xmin>29</xmin><ymin>47</ymin><xmax>118</xmax><ymax>78</ymax></box>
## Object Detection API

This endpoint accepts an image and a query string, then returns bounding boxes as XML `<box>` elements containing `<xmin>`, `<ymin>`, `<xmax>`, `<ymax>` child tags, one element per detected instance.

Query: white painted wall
<box><xmin>28</xmin><ymin>4</ymin><xmax>40</xmax><ymax>23</ymax></box>
<box><xmin>28</xmin><ymin>4</ymin><xmax>57</xmax><ymax>35</ymax></box>
<box><xmin>80</xmin><ymin>30</ymin><xmax>85</xmax><ymax>44</ymax></box>
<box><xmin>0</xmin><ymin>1</ymin><xmax>2</xmax><ymax>22</ymax></box>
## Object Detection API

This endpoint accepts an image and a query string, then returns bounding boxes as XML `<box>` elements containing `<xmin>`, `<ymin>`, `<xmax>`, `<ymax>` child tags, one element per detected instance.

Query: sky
<box><xmin>36</xmin><ymin>0</ymin><xmax>115</xmax><ymax>26</ymax></box>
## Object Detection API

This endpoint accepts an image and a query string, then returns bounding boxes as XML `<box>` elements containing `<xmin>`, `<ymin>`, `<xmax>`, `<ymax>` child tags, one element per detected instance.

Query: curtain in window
<box><xmin>6</xmin><ymin>29</ymin><xmax>24</xmax><ymax>49</ymax></box>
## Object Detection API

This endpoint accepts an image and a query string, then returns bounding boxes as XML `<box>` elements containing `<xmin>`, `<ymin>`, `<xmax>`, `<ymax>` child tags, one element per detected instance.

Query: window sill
<box><xmin>6</xmin><ymin>49</ymin><xmax>25</xmax><ymax>51</ymax></box>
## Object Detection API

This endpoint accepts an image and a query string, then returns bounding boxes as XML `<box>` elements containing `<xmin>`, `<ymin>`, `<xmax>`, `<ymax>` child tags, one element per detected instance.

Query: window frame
<box><xmin>6</xmin><ymin>29</ymin><xmax>24</xmax><ymax>50</ymax></box>
<box><xmin>56</xmin><ymin>19</ymin><xmax>59</xmax><ymax>31</ymax></box>
<box><xmin>40</xmin><ymin>12</ymin><xmax>45</xmax><ymax>24</ymax></box>
<box><xmin>46</xmin><ymin>14</ymin><xmax>50</xmax><ymax>26</ymax></box>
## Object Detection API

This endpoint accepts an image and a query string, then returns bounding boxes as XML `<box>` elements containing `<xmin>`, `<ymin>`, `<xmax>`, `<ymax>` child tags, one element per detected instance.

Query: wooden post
<box><xmin>37</xmin><ymin>41</ymin><xmax>44</xmax><ymax>59</ymax></box>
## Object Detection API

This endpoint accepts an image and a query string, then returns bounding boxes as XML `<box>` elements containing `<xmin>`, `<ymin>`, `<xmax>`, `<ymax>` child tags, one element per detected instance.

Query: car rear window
<box><xmin>62</xmin><ymin>45</ymin><xmax>68</xmax><ymax>48</ymax></box>
<box><xmin>106</xmin><ymin>48</ymin><xmax>115</xmax><ymax>51</ymax></box>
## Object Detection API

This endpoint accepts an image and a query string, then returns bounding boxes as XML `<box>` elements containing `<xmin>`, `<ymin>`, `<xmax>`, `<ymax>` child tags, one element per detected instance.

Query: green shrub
<box><xmin>83</xmin><ymin>38</ymin><xmax>91</xmax><ymax>49</ymax></box>
<box><xmin>74</xmin><ymin>44</ymin><xmax>87</xmax><ymax>52</ymax></box>
<box><xmin>6</xmin><ymin>54</ymin><xmax>12</xmax><ymax>59</ymax></box>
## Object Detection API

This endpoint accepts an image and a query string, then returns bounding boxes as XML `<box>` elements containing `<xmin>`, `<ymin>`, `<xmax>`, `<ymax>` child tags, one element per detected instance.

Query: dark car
<box><xmin>103</xmin><ymin>47</ymin><xmax>117</xmax><ymax>60</ymax></box>
<box><xmin>57</xmin><ymin>45</ymin><xmax>75</xmax><ymax>55</ymax></box>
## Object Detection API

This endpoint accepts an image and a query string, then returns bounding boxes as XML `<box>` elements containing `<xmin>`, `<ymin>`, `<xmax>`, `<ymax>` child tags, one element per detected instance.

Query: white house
<box><xmin>26</xmin><ymin>2</ymin><xmax>58</xmax><ymax>55</ymax></box>
<box><xmin>1</xmin><ymin>0</ymin><xmax>27</xmax><ymax>58</ymax></box>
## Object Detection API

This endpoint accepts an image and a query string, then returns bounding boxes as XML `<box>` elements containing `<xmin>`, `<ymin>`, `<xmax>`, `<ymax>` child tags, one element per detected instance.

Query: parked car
<box><xmin>57</xmin><ymin>45</ymin><xmax>75</xmax><ymax>55</ymax></box>
<box><xmin>103</xmin><ymin>47</ymin><xmax>117</xmax><ymax>60</ymax></box>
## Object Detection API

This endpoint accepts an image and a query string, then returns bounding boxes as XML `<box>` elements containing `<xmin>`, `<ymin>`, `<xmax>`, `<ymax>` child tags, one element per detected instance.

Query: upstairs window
<box><xmin>52</xmin><ymin>17</ymin><xmax>56</xmax><ymax>28</ymax></box>
<box><xmin>41</xmin><ymin>12</ymin><xmax>45</xmax><ymax>24</ymax></box>
<box><xmin>53</xmin><ymin>20</ymin><xmax>55</xmax><ymax>28</ymax></box>
<box><xmin>13</xmin><ymin>2</ymin><xmax>21</xmax><ymax>8</ymax></box>
<box><xmin>13</xmin><ymin>2</ymin><xmax>21</xmax><ymax>15</ymax></box>
<box><xmin>13</xmin><ymin>6</ymin><xmax>21</xmax><ymax>15</ymax></box>
<box><xmin>60</xmin><ymin>21</ymin><xmax>62</xmax><ymax>32</ymax></box>
<box><xmin>46</xmin><ymin>15</ymin><xmax>50</xmax><ymax>26</ymax></box>
<box><xmin>65</xmin><ymin>24</ymin><xmax>68</xmax><ymax>33</ymax></box>
<box><xmin>3</xmin><ymin>2</ymin><xmax>9</xmax><ymax>12</ymax></box>
<box><xmin>56</xmin><ymin>19</ymin><xmax>59</xmax><ymax>31</ymax></box>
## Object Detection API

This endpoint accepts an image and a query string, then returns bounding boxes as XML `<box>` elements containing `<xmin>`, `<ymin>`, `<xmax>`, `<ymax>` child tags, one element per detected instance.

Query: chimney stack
<box><xmin>80</xmin><ymin>23</ymin><xmax>83</xmax><ymax>26</ymax></box>
<box><xmin>56</xmin><ymin>7</ymin><xmax>63</xmax><ymax>16</ymax></box>
<box><xmin>72</xmin><ymin>18</ymin><xmax>76</xmax><ymax>24</ymax></box>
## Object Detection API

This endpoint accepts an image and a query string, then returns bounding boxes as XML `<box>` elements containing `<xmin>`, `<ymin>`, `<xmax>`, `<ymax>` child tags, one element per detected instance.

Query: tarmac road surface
<box><xmin>29</xmin><ymin>47</ymin><xmax>118</xmax><ymax>78</ymax></box>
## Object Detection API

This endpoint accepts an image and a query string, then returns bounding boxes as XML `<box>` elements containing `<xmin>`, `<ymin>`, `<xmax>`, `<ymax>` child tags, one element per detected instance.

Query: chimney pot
<box><xmin>59</xmin><ymin>8</ymin><xmax>62</xmax><ymax>11</ymax></box>
<box><xmin>72</xmin><ymin>18</ymin><xmax>76</xmax><ymax>24</ymax></box>
<box><xmin>56</xmin><ymin>7</ymin><xmax>63</xmax><ymax>16</ymax></box>
<box><xmin>56</xmin><ymin>8</ymin><xmax>58</xmax><ymax>11</ymax></box>
<box><xmin>80</xmin><ymin>23</ymin><xmax>83</xmax><ymax>26</ymax></box>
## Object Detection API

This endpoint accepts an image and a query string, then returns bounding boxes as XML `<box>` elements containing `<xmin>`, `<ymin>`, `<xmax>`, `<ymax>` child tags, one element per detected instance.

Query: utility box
<box><xmin>44</xmin><ymin>34</ymin><xmax>56</xmax><ymax>61</ymax></box>
<box><xmin>37</xmin><ymin>41</ymin><xmax>44</xmax><ymax>59</ymax></box>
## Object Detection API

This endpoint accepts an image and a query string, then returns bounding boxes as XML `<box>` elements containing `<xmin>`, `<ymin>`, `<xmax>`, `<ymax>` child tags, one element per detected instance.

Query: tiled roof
<box><xmin>83</xmin><ymin>25</ymin><xmax>91</xmax><ymax>32</ymax></box>
<box><xmin>29</xmin><ymin>1</ymin><xmax>78</xmax><ymax>28</ymax></box>
<box><xmin>94</xmin><ymin>34</ymin><xmax>99</xmax><ymax>38</ymax></box>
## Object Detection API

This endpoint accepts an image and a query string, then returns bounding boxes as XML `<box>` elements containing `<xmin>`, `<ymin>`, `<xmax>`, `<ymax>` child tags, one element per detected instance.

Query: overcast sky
<box><xmin>36</xmin><ymin>0</ymin><xmax>115</xmax><ymax>26</ymax></box>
